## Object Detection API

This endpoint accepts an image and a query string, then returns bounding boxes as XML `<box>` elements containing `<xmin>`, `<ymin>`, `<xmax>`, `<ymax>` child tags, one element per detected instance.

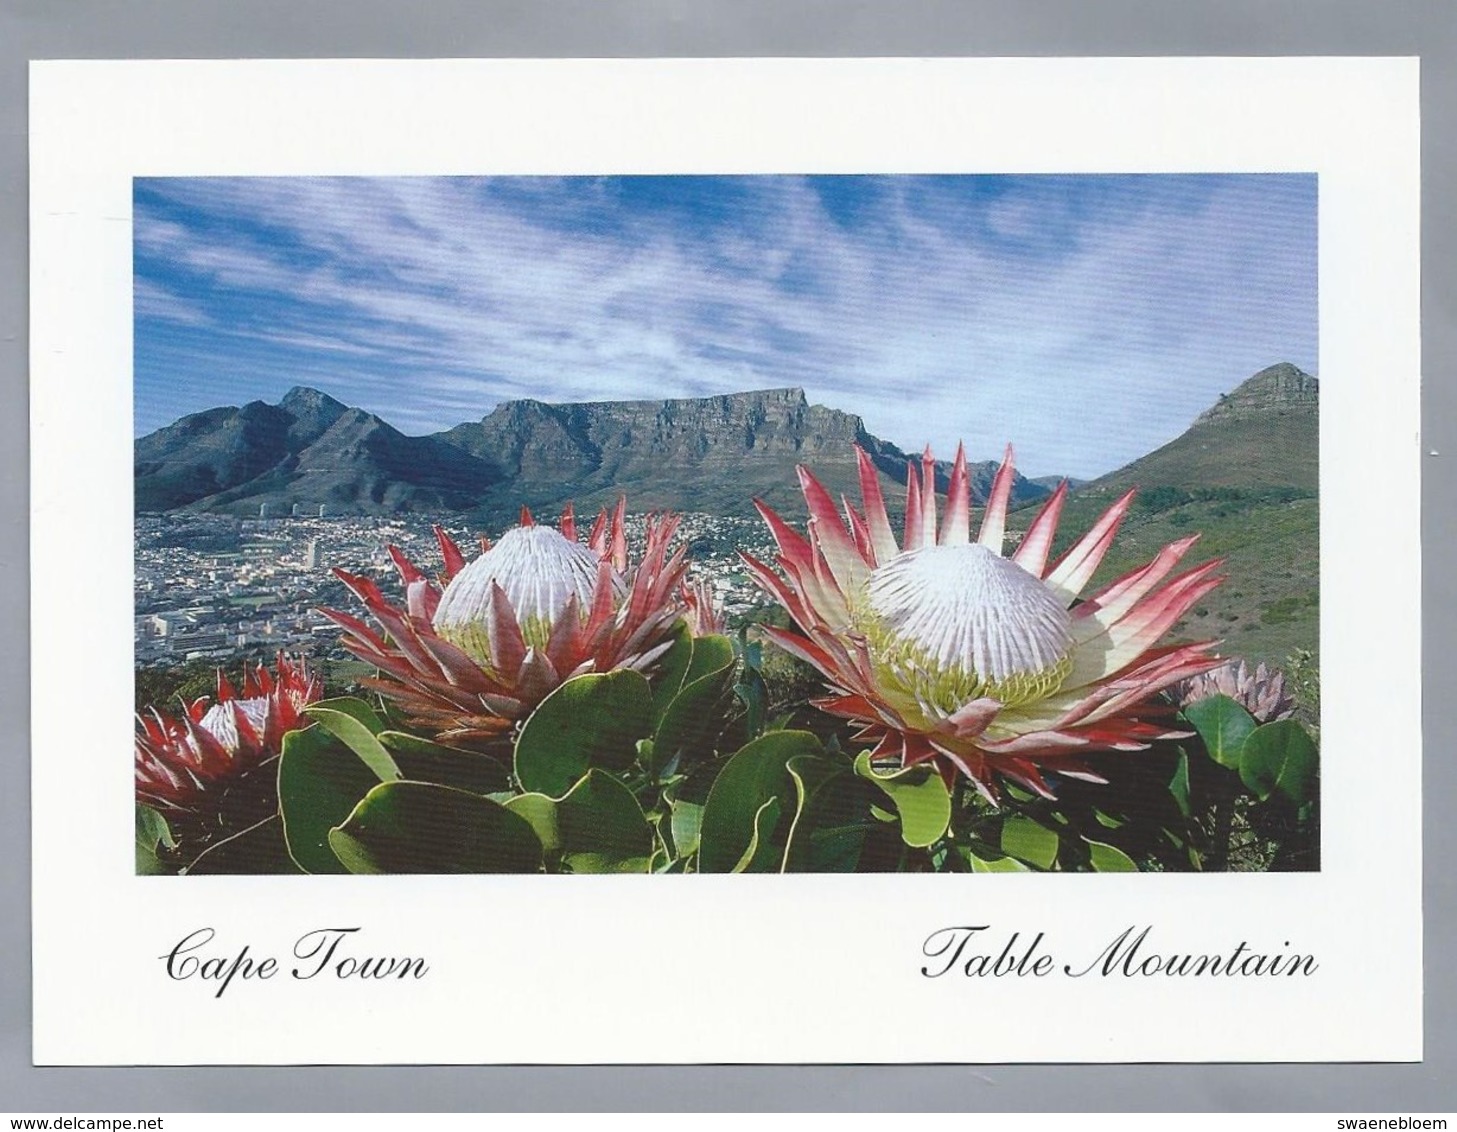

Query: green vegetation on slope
<box><xmin>1019</xmin><ymin>491</ymin><xmax>1318</xmax><ymax>668</ymax></box>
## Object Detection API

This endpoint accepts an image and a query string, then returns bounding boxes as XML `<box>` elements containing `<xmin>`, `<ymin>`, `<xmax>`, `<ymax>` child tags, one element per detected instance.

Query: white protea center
<box><xmin>432</xmin><ymin>525</ymin><xmax>620</xmax><ymax>658</ymax></box>
<box><xmin>197</xmin><ymin>697</ymin><xmax>271</xmax><ymax>754</ymax></box>
<box><xmin>860</xmin><ymin>543</ymin><xmax>1074</xmax><ymax>713</ymax></box>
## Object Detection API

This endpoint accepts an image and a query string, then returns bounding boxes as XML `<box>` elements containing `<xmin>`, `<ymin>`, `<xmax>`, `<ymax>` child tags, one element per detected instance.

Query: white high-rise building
<box><xmin>304</xmin><ymin>539</ymin><xmax>321</xmax><ymax>570</ymax></box>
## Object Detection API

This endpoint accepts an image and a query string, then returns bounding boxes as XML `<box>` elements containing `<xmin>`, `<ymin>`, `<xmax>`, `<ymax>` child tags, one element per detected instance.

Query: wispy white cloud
<box><xmin>134</xmin><ymin>174</ymin><xmax>1316</xmax><ymax>479</ymax></box>
<box><xmin>133</xmin><ymin>278</ymin><xmax>212</xmax><ymax>328</ymax></box>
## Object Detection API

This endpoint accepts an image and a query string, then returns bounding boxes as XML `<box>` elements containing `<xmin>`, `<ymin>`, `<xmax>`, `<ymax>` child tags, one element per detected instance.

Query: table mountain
<box><xmin>437</xmin><ymin>387</ymin><xmax>1048</xmax><ymax>519</ymax></box>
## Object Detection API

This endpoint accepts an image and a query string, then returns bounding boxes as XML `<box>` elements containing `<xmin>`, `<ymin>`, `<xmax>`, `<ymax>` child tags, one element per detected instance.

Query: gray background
<box><xmin>2</xmin><ymin>0</ymin><xmax>1452</xmax><ymax>1113</ymax></box>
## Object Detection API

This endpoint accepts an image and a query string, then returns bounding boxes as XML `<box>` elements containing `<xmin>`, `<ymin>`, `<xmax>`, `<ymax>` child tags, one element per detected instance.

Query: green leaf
<box><xmin>683</xmin><ymin>633</ymin><xmax>736</xmax><ymax>687</ymax></box>
<box><xmin>136</xmin><ymin>804</ymin><xmax>177</xmax><ymax>876</ymax></box>
<box><xmin>783</xmin><ymin>755</ymin><xmax>882</xmax><ymax>872</ymax></box>
<box><xmin>652</xmin><ymin>636</ymin><xmax>739</xmax><ymax>766</ymax></box>
<box><xmin>764</xmin><ymin>710</ymin><xmax>795</xmax><ymax>734</ymax></box>
<box><xmin>554</xmin><ymin>770</ymin><xmax>654</xmax><ymax>874</ymax></box>
<box><xmin>964</xmin><ymin>847</ymin><xmax>1030</xmax><ymax>873</ymax></box>
<box><xmin>1169</xmin><ymin>748</ymin><xmax>1193</xmax><ymax>818</ymax></box>
<box><xmin>504</xmin><ymin>793</ymin><xmax>561</xmax><ymax>860</ymax></box>
<box><xmin>853</xmin><ymin>752</ymin><xmax>952</xmax><ymax>848</ymax></box>
<box><xmin>1239</xmin><ymin>719</ymin><xmax>1319</xmax><ymax>803</ymax></box>
<box><xmin>1183</xmin><ymin>693</ymin><xmax>1258</xmax><ymax>769</ymax></box>
<box><xmin>668</xmin><ymin>801</ymin><xmax>703</xmax><ymax>862</ymax></box>
<box><xmin>732</xmin><ymin>797</ymin><xmax>784</xmax><ymax>873</ymax></box>
<box><xmin>697</xmin><ymin>730</ymin><xmax>823</xmax><ymax>873</ymax></box>
<box><xmin>304</xmin><ymin>698</ymin><xmax>401</xmax><ymax>783</ymax></box>
<box><xmin>277</xmin><ymin>724</ymin><xmax>380</xmax><ymax>874</ymax></box>
<box><xmin>329</xmin><ymin>782</ymin><xmax>543</xmax><ymax>874</ymax></box>
<box><xmin>184</xmin><ymin>816</ymin><xmax>302</xmax><ymax>875</ymax></box>
<box><xmin>733</xmin><ymin>668</ymin><xmax>769</xmax><ymax>740</ymax></box>
<box><xmin>506</xmin><ymin>771</ymin><xmax>654</xmax><ymax>873</ymax></box>
<box><xmin>1000</xmin><ymin>816</ymin><xmax>1059</xmax><ymax>870</ymax></box>
<box><xmin>648</xmin><ymin>621</ymin><xmax>696</xmax><ymax>716</ymax></box>
<box><xmin>379</xmin><ymin>731</ymin><xmax>510</xmax><ymax>795</ymax></box>
<box><xmin>665</xmin><ymin>759</ymin><xmax>723</xmax><ymax>860</ymax></box>
<box><xmin>514</xmin><ymin>669</ymin><xmax>656</xmax><ymax>796</ymax></box>
<box><xmin>136</xmin><ymin>802</ymin><xmax>177</xmax><ymax>850</ymax></box>
<box><xmin>1085</xmin><ymin>840</ymin><xmax>1139</xmax><ymax>872</ymax></box>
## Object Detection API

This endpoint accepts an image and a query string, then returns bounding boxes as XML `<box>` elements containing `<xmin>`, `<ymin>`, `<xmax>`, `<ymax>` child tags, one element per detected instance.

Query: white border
<box><xmin>30</xmin><ymin>58</ymin><xmax>1421</xmax><ymax>1064</ymax></box>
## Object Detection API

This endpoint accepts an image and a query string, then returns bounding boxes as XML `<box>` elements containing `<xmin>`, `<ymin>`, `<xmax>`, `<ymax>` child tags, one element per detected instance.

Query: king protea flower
<box><xmin>743</xmin><ymin>444</ymin><xmax>1227</xmax><ymax>799</ymax></box>
<box><xmin>135</xmin><ymin>654</ymin><xmax>321</xmax><ymax>815</ymax></box>
<box><xmin>323</xmin><ymin>499</ymin><xmax>690</xmax><ymax>747</ymax></box>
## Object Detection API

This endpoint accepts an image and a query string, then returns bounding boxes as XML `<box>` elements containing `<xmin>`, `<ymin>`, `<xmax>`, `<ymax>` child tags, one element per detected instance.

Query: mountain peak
<box><xmin>279</xmin><ymin>386</ymin><xmax>347</xmax><ymax>414</ymax></box>
<box><xmin>1196</xmin><ymin>362</ymin><xmax>1318</xmax><ymax>426</ymax></box>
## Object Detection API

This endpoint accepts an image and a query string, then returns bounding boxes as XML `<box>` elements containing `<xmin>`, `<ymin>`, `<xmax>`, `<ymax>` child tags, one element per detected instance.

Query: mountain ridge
<box><xmin>134</xmin><ymin>363</ymin><xmax>1316</xmax><ymax>527</ymax></box>
<box><xmin>1076</xmin><ymin>362</ymin><xmax>1319</xmax><ymax>499</ymax></box>
<box><xmin>135</xmin><ymin>385</ymin><xmax>1051</xmax><ymax>519</ymax></box>
<box><xmin>135</xmin><ymin>394</ymin><xmax>502</xmax><ymax>515</ymax></box>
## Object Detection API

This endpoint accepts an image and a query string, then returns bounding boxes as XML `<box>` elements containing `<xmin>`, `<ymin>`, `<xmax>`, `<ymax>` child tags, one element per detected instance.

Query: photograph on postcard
<box><xmin>131</xmin><ymin>173</ymin><xmax>1321</xmax><ymax>878</ymax></box>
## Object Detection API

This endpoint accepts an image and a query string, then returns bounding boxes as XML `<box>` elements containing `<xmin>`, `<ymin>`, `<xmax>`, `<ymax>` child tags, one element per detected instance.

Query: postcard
<box><xmin>30</xmin><ymin>57</ymin><xmax>1420</xmax><ymax>1063</ymax></box>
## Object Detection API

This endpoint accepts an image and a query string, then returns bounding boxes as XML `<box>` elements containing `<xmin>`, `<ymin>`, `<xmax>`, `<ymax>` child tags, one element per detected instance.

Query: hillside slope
<box><xmin>137</xmin><ymin>386</ymin><xmax>1049</xmax><ymax>521</ymax></box>
<box><xmin>1013</xmin><ymin>363</ymin><xmax>1319</xmax><ymax>667</ymax></box>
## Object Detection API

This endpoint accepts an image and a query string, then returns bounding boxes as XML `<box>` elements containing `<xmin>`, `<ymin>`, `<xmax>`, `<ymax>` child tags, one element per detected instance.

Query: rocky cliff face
<box><xmin>439</xmin><ymin>387</ymin><xmax>1047</xmax><ymax>518</ymax></box>
<box><xmin>444</xmin><ymin>388</ymin><xmax>865</xmax><ymax>474</ymax></box>
<box><xmin>1195</xmin><ymin>363</ymin><xmax>1319</xmax><ymax>426</ymax></box>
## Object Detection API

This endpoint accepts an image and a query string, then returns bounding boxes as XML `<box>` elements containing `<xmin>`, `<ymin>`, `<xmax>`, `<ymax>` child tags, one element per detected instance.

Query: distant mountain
<box><xmin>136</xmin><ymin>386</ymin><xmax>1049</xmax><ymax>520</ymax></box>
<box><xmin>135</xmin><ymin>386</ymin><xmax>501</xmax><ymax>515</ymax></box>
<box><xmin>1026</xmin><ymin>362</ymin><xmax>1319</xmax><ymax>667</ymax></box>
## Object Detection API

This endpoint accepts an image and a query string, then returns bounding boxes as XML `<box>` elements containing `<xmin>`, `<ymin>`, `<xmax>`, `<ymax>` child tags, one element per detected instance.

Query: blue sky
<box><xmin>133</xmin><ymin>174</ymin><xmax>1316</xmax><ymax>480</ymax></box>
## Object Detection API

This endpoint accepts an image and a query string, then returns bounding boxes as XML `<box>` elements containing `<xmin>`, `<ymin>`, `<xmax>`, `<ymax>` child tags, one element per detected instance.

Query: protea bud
<box><xmin>1178</xmin><ymin>659</ymin><xmax>1296</xmax><ymax>723</ymax></box>
<box><xmin>682</xmin><ymin>576</ymin><xmax>727</xmax><ymax>637</ymax></box>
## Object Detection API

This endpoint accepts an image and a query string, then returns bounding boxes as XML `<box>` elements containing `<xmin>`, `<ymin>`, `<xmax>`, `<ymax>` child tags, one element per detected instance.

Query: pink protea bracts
<box><xmin>1179</xmin><ymin>659</ymin><xmax>1296</xmax><ymax>723</ymax></box>
<box><xmin>742</xmin><ymin>443</ymin><xmax>1227</xmax><ymax>800</ymax></box>
<box><xmin>323</xmin><ymin>499</ymin><xmax>690</xmax><ymax>747</ymax></box>
<box><xmin>135</xmin><ymin>654</ymin><xmax>321</xmax><ymax>814</ymax></box>
<box><xmin>682</xmin><ymin>577</ymin><xmax>727</xmax><ymax>636</ymax></box>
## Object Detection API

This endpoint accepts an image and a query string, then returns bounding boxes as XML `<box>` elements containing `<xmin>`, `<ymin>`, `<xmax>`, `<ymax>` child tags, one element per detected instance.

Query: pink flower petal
<box><xmin>941</xmin><ymin>442</ymin><xmax>972</xmax><ymax>546</ymax></box>
<box><xmin>1012</xmin><ymin>480</ymin><xmax>1068</xmax><ymax>577</ymax></box>
<box><xmin>855</xmin><ymin>445</ymin><xmax>901</xmax><ymax>564</ymax></box>
<box><xmin>1044</xmin><ymin>489</ymin><xmax>1135</xmax><ymax>604</ymax></box>
<box><xmin>977</xmin><ymin>444</ymin><xmax>1016</xmax><ymax>552</ymax></box>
